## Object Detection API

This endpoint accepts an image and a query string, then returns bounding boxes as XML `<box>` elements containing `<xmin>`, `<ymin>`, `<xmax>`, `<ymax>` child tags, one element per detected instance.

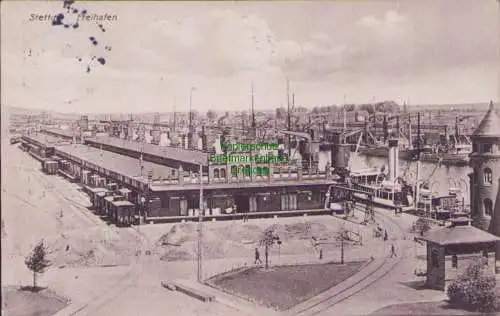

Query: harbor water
<box><xmin>317</xmin><ymin>151</ymin><xmax>472</xmax><ymax>204</ymax></box>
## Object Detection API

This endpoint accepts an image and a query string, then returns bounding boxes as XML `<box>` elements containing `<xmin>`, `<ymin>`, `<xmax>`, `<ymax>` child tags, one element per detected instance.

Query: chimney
<box><xmin>388</xmin><ymin>139</ymin><xmax>399</xmax><ymax>182</ymax></box>
<box><xmin>201</xmin><ymin>125</ymin><xmax>207</xmax><ymax>151</ymax></box>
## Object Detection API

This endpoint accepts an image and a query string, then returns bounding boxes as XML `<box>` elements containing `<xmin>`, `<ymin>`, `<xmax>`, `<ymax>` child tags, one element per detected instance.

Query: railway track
<box><xmin>293</xmin><ymin>208</ymin><xmax>412</xmax><ymax>316</ymax></box>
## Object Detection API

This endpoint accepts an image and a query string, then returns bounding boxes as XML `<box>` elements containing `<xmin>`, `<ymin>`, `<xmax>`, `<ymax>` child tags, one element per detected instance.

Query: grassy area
<box><xmin>210</xmin><ymin>261</ymin><xmax>366</xmax><ymax>310</ymax></box>
<box><xmin>369</xmin><ymin>301</ymin><xmax>497</xmax><ymax>316</ymax></box>
<box><xmin>2</xmin><ymin>287</ymin><xmax>69</xmax><ymax>316</ymax></box>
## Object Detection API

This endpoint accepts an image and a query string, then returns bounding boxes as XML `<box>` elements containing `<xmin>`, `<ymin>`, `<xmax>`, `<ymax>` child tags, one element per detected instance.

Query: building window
<box><xmin>472</xmin><ymin>143</ymin><xmax>478</xmax><ymax>153</ymax></box>
<box><xmin>484</xmin><ymin>198</ymin><xmax>493</xmax><ymax>216</ymax></box>
<box><xmin>220</xmin><ymin>168</ymin><xmax>226</xmax><ymax>179</ymax></box>
<box><xmin>231</xmin><ymin>165</ymin><xmax>238</xmax><ymax>177</ymax></box>
<box><xmin>431</xmin><ymin>249</ymin><xmax>440</xmax><ymax>268</ymax></box>
<box><xmin>482</xmin><ymin>143</ymin><xmax>493</xmax><ymax>153</ymax></box>
<box><xmin>214</xmin><ymin>168</ymin><xmax>220</xmax><ymax>178</ymax></box>
<box><xmin>483</xmin><ymin>168</ymin><xmax>493</xmax><ymax>185</ymax></box>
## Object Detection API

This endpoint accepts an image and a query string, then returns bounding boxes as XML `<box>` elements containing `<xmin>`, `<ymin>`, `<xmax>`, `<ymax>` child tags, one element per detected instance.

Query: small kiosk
<box><xmin>419</xmin><ymin>218</ymin><xmax>500</xmax><ymax>290</ymax></box>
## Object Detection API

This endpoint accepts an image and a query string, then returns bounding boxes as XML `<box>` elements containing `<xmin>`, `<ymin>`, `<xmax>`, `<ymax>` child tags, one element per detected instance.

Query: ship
<box><xmin>358</xmin><ymin>112</ymin><xmax>472</xmax><ymax>166</ymax></box>
<box><xmin>358</xmin><ymin>145</ymin><xmax>417</xmax><ymax>161</ymax></box>
<box><xmin>350</xmin><ymin>139</ymin><xmax>414</xmax><ymax>209</ymax></box>
<box><xmin>418</xmin><ymin>143</ymin><xmax>471</xmax><ymax>166</ymax></box>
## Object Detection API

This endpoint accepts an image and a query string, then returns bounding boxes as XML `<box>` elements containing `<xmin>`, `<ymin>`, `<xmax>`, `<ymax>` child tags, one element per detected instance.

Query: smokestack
<box><xmin>388</xmin><ymin>139</ymin><xmax>399</xmax><ymax>183</ymax></box>
<box><xmin>201</xmin><ymin>125</ymin><xmax>207</xmax><ymax>151</ymax></box>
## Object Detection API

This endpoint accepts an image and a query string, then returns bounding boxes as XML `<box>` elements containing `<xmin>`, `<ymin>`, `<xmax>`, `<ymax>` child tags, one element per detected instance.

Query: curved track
<box><xmin>293</xmin><ymin>208</ymin><xmax>412</xmax><ymax>316</ymax></box>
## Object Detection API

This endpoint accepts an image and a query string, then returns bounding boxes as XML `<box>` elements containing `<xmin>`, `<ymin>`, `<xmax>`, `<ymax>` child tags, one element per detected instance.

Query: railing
<box><xmin>149</xmin><ymin>170</ymin><xmax>331</xmax><ymax>187</ymax></box>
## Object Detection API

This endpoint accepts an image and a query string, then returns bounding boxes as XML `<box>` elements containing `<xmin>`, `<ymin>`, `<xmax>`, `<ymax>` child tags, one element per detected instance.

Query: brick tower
<box><xmin>469</xmin><ymin>101</ymin><xmax>500</xmax><ymax>231</ymax></box>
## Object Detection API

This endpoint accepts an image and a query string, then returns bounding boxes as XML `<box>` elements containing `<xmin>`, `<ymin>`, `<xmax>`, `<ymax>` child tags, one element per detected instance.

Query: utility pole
<box><xmin>197</xmin><ymin>164</ymin><xmax>204</xmax><ymax>283</ymax></box>
<box><xmin>287</xmin><ymin>78</ymin><xmax>291</xmax><ymax>157</ymax></box>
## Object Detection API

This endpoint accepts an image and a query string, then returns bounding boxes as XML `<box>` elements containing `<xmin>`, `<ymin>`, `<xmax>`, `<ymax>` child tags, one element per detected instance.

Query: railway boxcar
<box><xmin>42</xmin><ymin>160</ymin><xmax>59</xmax><ymax>175</ymax></box>
<box><xmin>110</xmin><ymin>200</ymin><xmax>135</xmax><ymax>227</ymax></box>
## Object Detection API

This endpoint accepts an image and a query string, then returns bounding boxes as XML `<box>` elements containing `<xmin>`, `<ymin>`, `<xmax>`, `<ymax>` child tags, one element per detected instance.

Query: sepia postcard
<box><xmin>1</xmin><ymin>1</ymin><xmax>499</xmax><ymax>315</ymax></box>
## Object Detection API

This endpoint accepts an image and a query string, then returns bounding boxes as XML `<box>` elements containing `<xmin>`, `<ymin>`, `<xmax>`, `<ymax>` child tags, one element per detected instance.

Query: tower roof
<box><xmin>472</xmin><ymin>101</ymin><xmax>500</xmax><ymax>137</ymax></box>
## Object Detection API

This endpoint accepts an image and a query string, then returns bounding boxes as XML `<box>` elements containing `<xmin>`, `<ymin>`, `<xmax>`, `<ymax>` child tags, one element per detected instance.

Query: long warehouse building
<box><xmin>21</xmin><ymin>132</ymin><xmax>340</xmax><ymax>225</ymax></box>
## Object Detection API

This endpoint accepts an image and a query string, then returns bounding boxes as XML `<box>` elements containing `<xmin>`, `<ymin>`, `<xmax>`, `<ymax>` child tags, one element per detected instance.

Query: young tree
<box><xmin>259</xmin><ymin>225</ymin><xmax>281</xmax><ymax>269</ymax></box>
<box><xmin>25</xmin><ymin>240</ymin><xmax>51</xmax><ymax>290</ymax></box>
<box><xmin>411</xmin><ymin>217</ymin><xmax>431</xmax><ymax>236</ymax></box>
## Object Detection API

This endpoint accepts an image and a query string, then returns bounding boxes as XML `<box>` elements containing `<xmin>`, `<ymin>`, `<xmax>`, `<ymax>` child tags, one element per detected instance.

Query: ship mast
<box><xmin>251</xmin><ymin>82</ymin><xmax>256</xmax><ymax>139</ymax></box>
<box><xmin>417</xmin><ymin>112</ymin><xmax>421</xmax><ymax>153</ymax></box>
<box><xmin>343</xmin><ymin>94</ymin><xmax>347</xmax><ymax>135</ymax></box>
<box><xmin>173</xmin><ymin>97</ymin><xmax>177</xmax><ymax>132</ymax></box>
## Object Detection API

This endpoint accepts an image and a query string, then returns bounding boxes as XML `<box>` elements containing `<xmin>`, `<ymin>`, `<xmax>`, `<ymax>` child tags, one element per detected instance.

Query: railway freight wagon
<box><xmin>87</xmin><ymin>187</ymin><xmax>107</xmax><ymax>210</ymax></box>
<box><xmin>109</xmin><ymin>200</ymin><xmax>135</xmax><ymax>227</ymax></box>
<box><xmin>42</xmin><ymin>160</ymin><xmax>59</xmax><ymax>175</ymax></box>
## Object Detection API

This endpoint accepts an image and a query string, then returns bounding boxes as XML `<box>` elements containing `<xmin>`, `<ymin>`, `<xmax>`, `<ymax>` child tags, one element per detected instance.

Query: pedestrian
<box><xmin>319</xmin><ymin>248</ymin><xmax>323</xmax><ymax>260</ymax></box>
<box><xmin>390</xmin><ymin>244</ymin><xmax>397</xmax><ymax>258</ymax></box>
<box><xmin>254</xmin><ymin>248</ymin><xmax>262</xmax><ymax>264</ymax></box>
<box><xmin>384</xmin><ymin>230</ymin><xmax>388</xmax><ymax>241</ymax></box>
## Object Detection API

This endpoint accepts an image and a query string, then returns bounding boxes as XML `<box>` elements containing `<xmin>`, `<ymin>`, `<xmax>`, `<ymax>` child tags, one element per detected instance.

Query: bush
<box><xmin>446</xmin><ymin>258</ymin><xmax>497</xmax><ymax>312</ymax></box>
<box><xmin>410</xmin><ymin>218</ymin><xmax>431</xmax><ymax>235</ymax></box>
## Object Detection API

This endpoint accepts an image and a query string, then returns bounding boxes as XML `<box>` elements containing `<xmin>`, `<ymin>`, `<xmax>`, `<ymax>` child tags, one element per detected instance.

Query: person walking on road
<box><xmin>390</xmin><ymin>244</ymin><xmax>397</xmax><ymax>258</ymax></box>
<box><xmin>254</xmin><ymin>248</ymin><xmax>262</xmax><ymax>264</ymax></box>
<box><xmin>384</xmin><ymin>230</ymin><xmax>388</xmax><ymax>241</ymax></box>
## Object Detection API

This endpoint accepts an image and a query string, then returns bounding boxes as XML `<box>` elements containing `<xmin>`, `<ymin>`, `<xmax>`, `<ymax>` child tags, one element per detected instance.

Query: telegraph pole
<box><xmin>287</xmin><ymin>78</ymin><xmax>291</xmax><ymax>157</ymax></box>
<box><xmin>197</xmin><ymin>164</ymin><xmax>204</xmax><ymax>283</ymax></box>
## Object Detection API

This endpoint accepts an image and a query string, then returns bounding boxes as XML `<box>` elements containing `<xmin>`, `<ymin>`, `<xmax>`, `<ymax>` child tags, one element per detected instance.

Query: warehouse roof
<box><xmin>22</xmin><ymin>134</ymin><xmax>71</xmax><ymax>148</ymax></box>
<box><xmin>42</xmin><ymin>128</ymin><xmax>75</xmax><ymax>139</ymax></box>
<box><xmin>55</xmin><ymin>144</ymin><xmax>174</xmax><ymax>184</ymax></box>
<box><xmin>87</xmin><ymin>135</ymin><xmax>209</xmax><ymax>166</ymax></box>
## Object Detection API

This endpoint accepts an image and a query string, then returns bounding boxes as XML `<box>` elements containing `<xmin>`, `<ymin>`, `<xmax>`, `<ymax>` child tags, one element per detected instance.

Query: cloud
<box><xmin>140</xmin><ymin>8</ymin><xmax>350</xmax><ymax>79</ymax></box>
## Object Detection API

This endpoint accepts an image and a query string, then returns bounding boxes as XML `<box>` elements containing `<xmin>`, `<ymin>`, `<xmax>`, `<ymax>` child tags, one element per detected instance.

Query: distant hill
<box><xmin>3</xmin><ymin>102</ymin><xmax>494</xmax><ymax>118</ymax></box>
<box><xmin>411</xmin><ymin>102</ymin><xmax>492</xmax><ymax>111</ymax></box>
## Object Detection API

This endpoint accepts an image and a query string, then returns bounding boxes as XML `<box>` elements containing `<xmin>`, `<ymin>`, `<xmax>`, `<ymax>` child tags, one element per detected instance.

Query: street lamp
<box><xmin>260</xmin><ymin>228</ymin><xmax>281</xmax><ymax>269</ymax></box>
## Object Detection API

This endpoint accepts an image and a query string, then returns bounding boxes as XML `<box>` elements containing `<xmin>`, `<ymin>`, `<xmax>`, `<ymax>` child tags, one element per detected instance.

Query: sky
<box><xmin>1</xmin><ymin>0</ymin><xmax>499</xmax><ymax>113</ymax></box>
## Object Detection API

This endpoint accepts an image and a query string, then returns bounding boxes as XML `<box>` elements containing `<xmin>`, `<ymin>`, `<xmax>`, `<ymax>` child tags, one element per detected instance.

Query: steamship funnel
<box><xmin>388</xmin><ymin>139</ymin><xmax>399</xmax><ymax>183</ymax></box>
